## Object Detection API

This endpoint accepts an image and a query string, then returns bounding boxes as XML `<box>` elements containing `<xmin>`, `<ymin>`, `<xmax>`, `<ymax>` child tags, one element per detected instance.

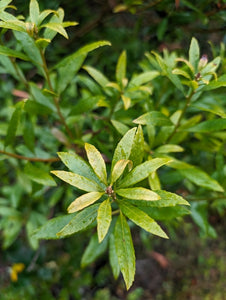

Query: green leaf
<box><xmin>119</xmin><ymin>158</ymin><xmax>172</xmax><ymax>188</ymax></box>
<box><xmin>129</xmin><ymin>71</ymin><xmax>160</xmax><ymax>87</ymax></box>
<box><xmin>24</xmin><ymin>163</ymin><xmax>56</xmax><ymax>186</ymax></box>
<box><xmin>189</xmin><ymin>37</ymin><xmax>200</xmax><ymax>72</ymax></box>
<box><xmin>141</xmin><ymin>206</ymin><xmax>190</xmax><ymax>220</ymax></box>
<box><xmin>121</xmin><ymin>94</ymin><xmax>131</xmax><ymax>110</ymax></box>
<box><xmin>116</xmin><ymin>50</ymin><xmax>127</xmax><ymax>86</ymax></box>
<box><xmin>0</xmin><ymin>45</ymin><xmax>29</xmax><ymax>61</ymax></box>
<box><xmin>0</xmin><ymin>0</ymin><xmax>13</xmax><ymax>9</ymax></box>
<box><xmin>0</xmin><ymin>20</ymin><xmax>26</xmax><ymax>32</ymax></box>
<box><xmin>37</xmin><ymin>9</ymin><xmax>56</xmax><ymax>26</ymax></box>
<box><xmin>116</xmin><ymin>188</ymin><xmax>160</xmax><ymax>201</ymax></box>
<box><xmin>29</xmin><ymin>82</ymin><xmax>56</xmax><ymax>111</ymax></box>
<box><xmin>111</xmin><ymin>159</ymin><xmax>133</xmax><ymax>185</ymax></box>
<box><xmin>32</xmin><ymin>214</ymin><xmax>76</xmax><ymax>240</ymax></box>
<box><xmin>81</xmin><ymin>233</ymin><xmax>108</xmax><ymax>267</ymax></box>
<box><xmin>109</xmin><ymin>234</ymin><xmax>120</xmax><ymax>279</ymax></box>
<box><xmin>35</xmin><ymin>38</ymin><xmax>51</xmax><ymax>49</ymax></box>
<box><xmin>85</xmin><ymin>143</ymin><xmax>107</xmax><ymax>185</ymax></box>
<box><xmin>29</xmin><ymin>0</ymin><xmax>40</xmax><ymax>25</ymax></box>
<box><xmin>179</xmin><ymin>167</ymin><xmax>224</xmax><ymax>192</ymax></box>
<box><xmin>153</xmin><ymin>190</ymin><xmax>190</xmax><ymax>206</ymax></box>
<box><xmin>69</xmin><ymin>95</ymin><xmax>101</xmax><ymax>115</ymax></box>
<box><xmin>57</xmin><ymin>204</ymin><xmax>100</xmax><ymax>237</ymax></box>
<box><xmin>97</xmin><ymin>198</ymin><xmax>112</xmax><ymax>242</ymax></box>
<box><xmin>155</xmin><ymin>144</ymin><xmax>184</xmax><ymax>153</ymax></box>
<box><xmin>41</xmin><ymin>22</ymin><xmax>77</xmax><ymax>39</ymax></box>
<box><xmin>119</xmin><ymin>201</ymin><xmax>168</xmax><ymax>239</ymax></box>
<box><xmin>68</xmin><ymin>191</ymin><xmax>104</xmax><ymax>213</ymax></box>
<box><xmin>133</xmin><ymin>111</ymin><xmax>172</xmax><ymax>126</ymax></box>
<box><xmin>111</xmin><ymin>127</ymin><xmax>137</xmax><ymax>170</ymax></box>
<box><xmin>129</xmin><ymin>125</ymin><xmax>144</xmax><ymax>167</ymax></box>
<box><xmin>5</xmin><ymin>101</ymin><xmax>24</xmax><ymax>148</ymax></box>
<box><xmin>14</xmin><ymin>31</ymin><xmax>43</xmax><ymax>67</ymax></box>
<box><xmin>51</xmin><ymin>171</ymin><xmax>104</xmax><ymax>192</ymax></box>
<box><xmin>43</xmin><ymin>8</ymin><xmax>64</xmax><ymax>41</ymax></box>
<box><xmin>114</xmin><ymin>212</ymin><xmax>135</xmax><ymax>290</ymax></box>
<box><xmin>111</xmin><ymin>120</ymin><xmax>129</xmax><ymax>135</ymax></box>
<box><xmin>187</xmin><ymin>118</ymin><xmax>226</xmax><ymax>133</ymax></box>
<box><xmin>83</xmin><ymin>65</ymin><xmax>110</xmax><ymax>88</ymax></box>
<box><xmin>57</xmin><ymin>152</ymin><xmax>105</xmax><ymax>189</ymax></box>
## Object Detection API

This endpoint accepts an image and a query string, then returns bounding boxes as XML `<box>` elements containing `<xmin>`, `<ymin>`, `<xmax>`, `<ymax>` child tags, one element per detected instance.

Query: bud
<box><xmin>198</xmin><ymin>54</ymin><xmax>208</xmax><ymax>70</ymax></box>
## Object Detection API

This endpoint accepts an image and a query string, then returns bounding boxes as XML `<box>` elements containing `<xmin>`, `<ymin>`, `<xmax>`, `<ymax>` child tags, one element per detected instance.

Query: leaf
<box><xmin>0</xmin><ymin>45</ymin><xmax>29</xmax><ymax>61</ymax></box>
<box><xmin>118</xmin><ymin>158</ymin><xmax>172</xmax><ymax>188</ymax></box>
<box><xmin>141</xmin><ymin>206</ymin><xmax>190</xmax><ymax>220</ymax></box>
<box><xmin>111</xmin><ymin>127</ymin><xmax>137</xmax><ymax>170</ymax></box>
<box><xmin>109</xmin><ymin>234</ymin><xmax>120</xmax><ymax>279</ymax></box>
<box><xmin>97</xmin><ymin>198</ymin><xmax>112</xmax><ymax>242</ymax></box>
<box><xmin>68</xmin><ymin>192</ymin><xmax>104</xmax><ymax>213</ymax></box>
<box><xmin>57</xmin><ymin>204</ymin><xmax>100</xmax><ymax>237</ymax></box>
<box><xmin>37</xmin><ymin>9</ymin><xmax>56</xmax><ymax>26</ymax></box>
<box><xmin>51</xmin><ymin>171</ymin><xmax>104</xmax><ymax>192</ymax></box>
<box><xmin>187</xmin><ymin>118</ymin><xmax>226</xmax><ymax>133</ymax></box>
<box><xmin>0</xmin><ymin>20</ymin><xmax>26</xmax><ymax>32</ymax></box>
<box><xmin>129</xmin><ymin>71</ymin><xmax>160</xmax><ymax>87</ymax></box>
<box><xmin>119</xmin><ymin>201</ymin><xmax>168</xmax><ymax>239</ymax></box>
<box><xmin>0</xmin><ymin>0</ymin><xmax>13</xmax><ymax>9</ymax></box>
<box><xmin>116</xmin><ymin>50</ymin><xmax>127</xmax><ymax>86</ymax></box>
<box><xmin>69</xmin><ymin>95</ymin><xmax>101</xmax><ymax>115</ymax></box>
<box><xmin>32</xmin><ymin>214</ymin><xmax>76</xmax><ymax>240</ymax></box>
<box><xmin>111</xmin><ymin>120</ymin><xmax>129</xmax><ymax>135</ymax></box>
<box><xmin>81</xmin><ymin>233</ymin><xmax>108</xmax><ymax>267</ymax></box>
<box><xmin>41</xmin><ymin>22</ymin><xmax>77</xmax><ymax>39</ymax></box>
<box><xmin>121</xmin><ymin>94</ymin><xmax>131</xmax><ymax>110</ymax></box>
<box><xmin>114</xmin><ymin>212</ymin><xmax>135</xmax><ymax>290</ymax></box>
<box><xmin>129</xmin><ymin>125</ymin><xmax>144</xmax><ymax>167</ymax></box>
<box><xmin>14</xmin><ymin>31</ymin><xmax>43</xmax><ymax>67</ymax></box>
<box><xmin>83</xmin><ymin>65</ymin><xmax>110</xmax><ymax>88</ymax></box>
<box><xmin>189</xmin><ymin>37</ymin><xmax>200</xmax><ymax>72</ymax></box>
<box><xmin>133</xmin><ymin>111</ymin><xmax>172</xmax><ymax>126</ymax></box>
<box><xmin>5</xmin><ymin>101</ymin><xmax>24</xmax><ymax>148</ymax></box>
<box><xmin>43</xmin><ymin>8</ymin><xmax>64</xmax><ymax>41</ymax></box>
<box><xmin>179</xmin><ymin>167</ymin><xmax>224</xmax><ymax>192</ymax></box>
<box><xmin>24</xmin><ymin>163</ymin><xmax>56</xmax><ymax>186</ymax></box>
<box><xmin>111</xmin><ymin>159</ymin><xmax>133</xmax><ymax>184</ymax></box>
<box><xmin>153</xmin><ymin>190</ymin><xmax>190</xmax><ymax>206</ymax></box>
<box><xmin>155</xmin><ymin>144</ymin><xmax>184</xmax><ymax>153</ymax></box>
<box><xmin>57</xmin><ymin>152</ymin><xmax>105</xmax><ymax>189</ymax></box>
<box><xmin>116</xmin><ymin>188</ymin><xmax>160</xmax><ymax>201</ymax></box>
<box><xmin>85</xmin><ymin>143</ymin><xmax>107</xmax><ymax>185</ymax></box>
<box><xmin>29</xmin><ymin>0</ymin><xmax>40</xmax><ymax>25</ymax></box>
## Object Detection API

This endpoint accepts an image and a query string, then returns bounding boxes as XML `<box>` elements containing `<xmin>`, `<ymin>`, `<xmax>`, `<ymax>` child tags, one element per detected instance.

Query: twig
<box><xmin>0</xmin><ymin>150</ymin><xmax>60</xmax><ymax>162</ymax></box>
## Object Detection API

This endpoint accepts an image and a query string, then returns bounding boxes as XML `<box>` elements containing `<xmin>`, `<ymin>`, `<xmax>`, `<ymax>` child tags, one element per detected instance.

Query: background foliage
<box><xmin>0</xmin><ymin>0</ymin><xmax>225</xmax><ymax>298</ymax></box>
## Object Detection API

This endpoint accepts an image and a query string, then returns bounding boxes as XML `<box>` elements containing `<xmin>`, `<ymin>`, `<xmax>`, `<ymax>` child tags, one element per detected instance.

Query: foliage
<box><xmin>0</xmin><ymin>0</ymin><xmax>225</xmax><ymax>291</ymax></box>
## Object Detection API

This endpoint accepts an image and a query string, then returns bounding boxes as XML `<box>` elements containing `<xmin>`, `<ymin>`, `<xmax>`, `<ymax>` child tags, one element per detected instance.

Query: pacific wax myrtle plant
<box><xmin>0</xmin><ymin>0</ymin><xmax>226</xmax><ymax>291</ymax></box>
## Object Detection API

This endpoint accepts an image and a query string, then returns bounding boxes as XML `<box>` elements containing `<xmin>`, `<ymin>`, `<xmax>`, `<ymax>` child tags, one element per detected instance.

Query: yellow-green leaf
<box><xmin>68</xmin><ymin>192</ymin><xmax>104</xmax><ymax>213</ymax></box>
<box><xmin>97</xmin><ymin>198</ymin><xmax>112</xmax><ymax>242</ymax></box>
<box><xmin>85</xmin><ymin>143</ymin><xmax>107</xmax><ymax>185</ymax></box>
<box><xmin>116</xmin><ymin>187</ymin><xmax>160</xmax><ymax>201</ymax></box>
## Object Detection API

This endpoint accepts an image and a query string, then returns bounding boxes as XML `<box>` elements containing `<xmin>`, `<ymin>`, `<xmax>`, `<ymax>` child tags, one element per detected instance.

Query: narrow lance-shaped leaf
<box><xmin>129</xmin><ymin>125</ymin><xmax>144</xmax><ymax>167</ymax></box>
<box><xmin>32</xmin><ymin>214</ymin><xmax>76</xmax><ymax>240</ymax></box>
<box><xmin>5</xmin><ymin>101</ymin><xmax>24</xmax><ymax>148</ymax></box>
<box><xmin>25</xmin><ymin>163</ymin><xmax>56</xmax><ymax>187</ymax></box>
<box><xmin>97</xmin><ymin>198</ymin><xmax>112</xmax><ymax>242</ymax></box>
<box><xmin>114</xmin><ymin>212</ymin><xmax>135</xmax><ymax>290</ymax></box>
<box><xmin>85</xmin><ymin>143</ymin><xmax>107</xmax><ymax>185</ymax></box>
<box><xmin>189</xmin><ymin>37</ymin><xmax>200</xmax><ymax>72</ymax></box>
<box><xmin>29</xmin><ymin>0</ymin><xmax>40</xmax><ymax>25</ymax></box>
<box><xmin>111</xmin><ymin>127</ymin><xmax>137</xmax><ymax>170</ymax></box>
<box><xmin>57</xmin><ymin>203</ymin><xmax>100</xmax><ymax>237</ymax></box>
<box><xmin>51</xmin><ymin>171</ymin><xmax>104</xmax><ymax>192</ymax></box>
<box><xmin>133</xmin><ymin>111</ymin><xmax>172</xmax><ymax>126</ymax></box>
<box><xmin>109</xmin><ymin>234</ymin><xmax>120</xmax><ymax>279</ymax></box>
<box><xmin>81</xmin><ymin>233</ymin><xmax>108</xmax><ymax>268</ymax></box>
<box><xmin>119</xmin><ymin>158</ymin><xmax>172</xmax><ymax>188</ymax></box>
<box><xmin>119</xmin><ymin>201</ymin><xmax>168</xmax><ymax>239</ymax></box>
<box><xmin>68</xmin><ymin>192</ymin><xmax>104</xmax><ymax>213</ymax></box>
<box><xmin>0</xmin><ymin>45</ymin><xmax>29</xmax><ymax>61</ymax></box>
<box><xmin>129</xmin><ymin>71</ymin><xmax>160</xmax><ymax>87</ymax></box>
<box><xmin>57</xmin><ymin>152</ymin><xmax>106</xmax><ymax>189</ymax></box>
<box><xmin>116</xmin><ymin>50</ymin><xmax>127</xmax><ymax>86</ymax></box>
<box><xmin>111</xmin><ymin>159</ymin><xmax>133</xmax><ymax>185</ymax></box>
<box><xmin>116</xmin><ymin>187</ymin><xmax>160</xmax><ymax>201</ymax></box>
<box><xmin>83</xmin><ymin>65</ymin><xmax>110</xmax><ymax>88</ymax></box>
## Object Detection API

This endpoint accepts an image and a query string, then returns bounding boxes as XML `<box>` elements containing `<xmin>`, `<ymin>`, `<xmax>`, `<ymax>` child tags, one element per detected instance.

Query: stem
<box><xmin>0</xmin><ymin>150</ymin><xmax>60</xmax><ymax>162</ymax></box>
<box><xmin>166</xmin><ymin>90</ymin><xmax>195</xmax><ymax>144</ymax></box>
<box><xmin>40</xmin><ymin>50</ymin><xmax>74</xmax><ymax>141</ymax></box>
